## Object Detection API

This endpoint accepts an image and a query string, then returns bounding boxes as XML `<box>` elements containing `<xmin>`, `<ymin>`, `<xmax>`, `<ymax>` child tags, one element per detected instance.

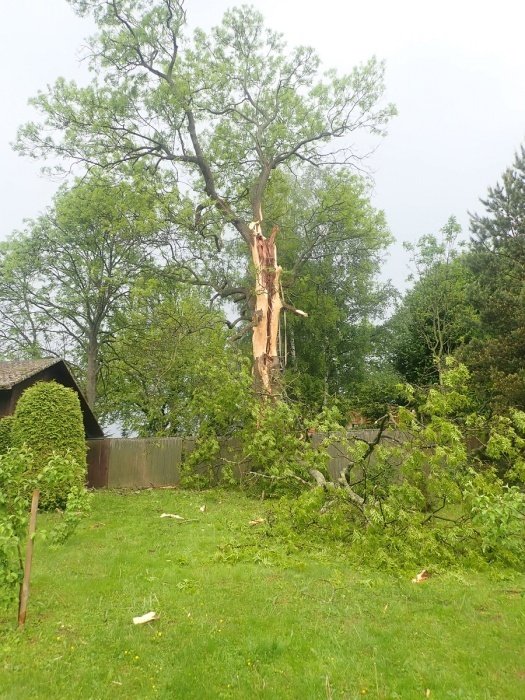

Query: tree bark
<box><xmin>86</xmin><ymin>333</ymin><xmax>98</xmax><ymax>409</ymax></box>
<box><xmin>249</xmin><ymin>222</ymin><xmax>283</xmax><ymax>396</ymax></box>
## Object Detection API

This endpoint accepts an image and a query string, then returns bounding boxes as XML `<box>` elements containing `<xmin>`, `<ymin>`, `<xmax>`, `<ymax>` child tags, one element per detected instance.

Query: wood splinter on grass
<box><xmin>132</xmin><ymin>611</ymin><xmax>159</xmax><ymax>625</ymax></box>
<box><xmin>160</xmin><ymin>513</ymin><xmax>197</xmax><ymax>523</ymax></box>
<box><xmin>411</xmin><ymin>569</ymin><xmax>431</xmax><ymax>583</ymax></box>
<box><xmin>249</xmin><ymin>518</ymin><xmax>265</xmax><ymax>526</ymax></box>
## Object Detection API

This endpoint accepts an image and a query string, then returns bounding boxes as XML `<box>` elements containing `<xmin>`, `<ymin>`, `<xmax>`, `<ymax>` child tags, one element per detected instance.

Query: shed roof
<box><xmin>0</xmin><ymin>358</ymin><xmax>104</xmax><ymax>438</ymax></box>
<box><xmin>0</xmin><ymin>358</ymin><xmax>60</xmax><ymax>389</ymax></box>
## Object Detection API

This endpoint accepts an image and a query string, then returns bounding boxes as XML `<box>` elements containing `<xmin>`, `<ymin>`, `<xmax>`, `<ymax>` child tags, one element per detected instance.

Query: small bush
<box><xmin>0</xmin><ymin>446</ymin><xmax>91</xmax><ymax>608</ymax></box>
<box><xmin>11</xmin><ymin>381</ymin><xmax>87</xmax><ymax>508</ymax></box>
<box><xmin>37</xmin><ymin>452</ymin><xmax>88</xmax><ymax>512</ymax></box>
<box><xmin>0</xmin><ymin>446</ymin><xmax>37</xmax><ymax>605</ymax></box>
<box><xmin>0</xmin><ymin>416</ymin><xmax>14</xmax><ymax>454</ymax></box>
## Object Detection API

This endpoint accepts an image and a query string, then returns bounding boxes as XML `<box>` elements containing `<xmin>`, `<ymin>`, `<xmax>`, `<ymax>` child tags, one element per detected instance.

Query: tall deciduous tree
<box><xmin>0</xmin><ymin>172</ymin><xmax>162</xmax><ymax>407</ymax></box>
<box><xmin>102</xmin><ymin>276</ymin><xmax>250</xmax><ymax>436</ymax></box>
<box><xmin>16</xmin><ymin>1</ymin><xmax>395</xmax><ymax>396</ymax></box>
<box><xmin>263</xmin><ymin>169</ymin><xmax>393</xmax><ymax>409</ymax></box>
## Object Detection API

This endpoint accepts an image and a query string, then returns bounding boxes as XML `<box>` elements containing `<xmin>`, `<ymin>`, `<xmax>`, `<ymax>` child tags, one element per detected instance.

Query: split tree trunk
<box><xmin>249</xmin><ymin>222</ymin><xmax>283</xmax><ymax>397</ymax></box>
<box><xmin>247</xmin><ymin>220</ymin><xmax>307</xmax><ymax>397</ymax></box>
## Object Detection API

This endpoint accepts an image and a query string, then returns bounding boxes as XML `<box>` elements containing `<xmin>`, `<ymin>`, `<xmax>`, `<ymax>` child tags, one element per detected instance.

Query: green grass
<box><xmin>1</xmin><ymin>490</ymin><xmax>524</xmax><ymax>699</ymax></box>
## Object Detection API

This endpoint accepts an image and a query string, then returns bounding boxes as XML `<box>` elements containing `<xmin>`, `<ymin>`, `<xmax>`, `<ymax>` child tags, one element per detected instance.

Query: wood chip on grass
<box><xmin>132</xmin><ymin>611</ymin><xmax>159</xmax><ymax>625</ymax></box>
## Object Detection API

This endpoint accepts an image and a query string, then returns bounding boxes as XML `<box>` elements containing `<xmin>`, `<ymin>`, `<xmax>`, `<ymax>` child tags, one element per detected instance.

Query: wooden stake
<box><xmin>18</xmin><ymin>489</ymin><xmax>40</xmax><ymax>628</ymax></box>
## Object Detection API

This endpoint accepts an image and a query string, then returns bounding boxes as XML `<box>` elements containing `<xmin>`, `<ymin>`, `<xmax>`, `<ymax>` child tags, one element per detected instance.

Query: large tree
<box><xmin>386</xmin><ymin>218</ymin><xmax>479</xmax><ymax>386</ymax></box>
<box><xmin>17</xmin><ymin>1</ymin><xmax>395</xmax><ymax>396</ymax></box>
<box><xmin>0</xmin><ymin>171</ymin><xmax>163</xmax><ymax>406</ymax></box>
<box><xmin>101</xmin><ymin>276</ymin><xmax>250</xmax><ymax>436</ymax></box>
<box><xmin>465</xmin><ymin>147</ymin><xmax>525</xmax><ymax>409</ymax></box>
<box><xmin>265</xmin><ymin>169</ymin><xmax>393</xmax><ymax>410</ymax></box>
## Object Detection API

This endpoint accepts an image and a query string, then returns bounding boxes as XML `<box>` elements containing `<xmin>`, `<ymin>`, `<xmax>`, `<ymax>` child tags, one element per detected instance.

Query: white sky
<box><xmin>1</xmin><ymin>0</ymin><xmax>524</xmax><ymax>289</ymax></box>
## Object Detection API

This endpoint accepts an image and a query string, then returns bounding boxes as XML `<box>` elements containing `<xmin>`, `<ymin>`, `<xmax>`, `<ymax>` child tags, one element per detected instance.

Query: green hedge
<box><xmin>0</xmin><ymin>416</ymin><xmax>14</xmax><ymax>454</ymax></box>
<box><xmin>11</xmin><ymin>381</ymin><xmax>87</xmax><ymax>508</ymax></box>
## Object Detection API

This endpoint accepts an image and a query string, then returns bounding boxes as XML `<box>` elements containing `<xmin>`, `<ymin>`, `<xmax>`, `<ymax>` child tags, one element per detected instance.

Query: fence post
<box><xmin>18</xmin><ymin>489</ymin><xmax>40</xmax><ymax>628</ymax></box>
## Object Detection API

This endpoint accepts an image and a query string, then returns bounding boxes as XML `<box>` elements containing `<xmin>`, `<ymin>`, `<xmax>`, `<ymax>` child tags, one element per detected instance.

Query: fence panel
<box><xmin>104</xmin><ymin>438</ymin><xmax>183</xmax><ymax>488</ymax></box>
<box><xmin>86</xmin><ymin>439</ymin><xmax>109</xmax><ymax>488</ymax></box>
<box><xmin>87</xmin><ymin>430</ymin><xmax>406</xmax><ymax>489</ymax></box>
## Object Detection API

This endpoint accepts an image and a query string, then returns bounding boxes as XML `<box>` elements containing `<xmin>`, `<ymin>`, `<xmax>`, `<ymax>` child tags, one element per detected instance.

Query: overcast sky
<box><xmin>1</xmin><ymin>0</ymin><xmax>524</xmax><ymax>289</ymax></box>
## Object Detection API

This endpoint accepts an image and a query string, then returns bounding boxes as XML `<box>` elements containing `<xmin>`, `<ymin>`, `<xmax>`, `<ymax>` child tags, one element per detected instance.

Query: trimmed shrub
<box><xmin>11</xmin><ymin>381</ymin><xmax>87</xmax><ymax>508</ymax></box>
<box><xmin>0</xmin><ymin>416</ymin><xmax>14</xmax><ymax>454</ymax></box>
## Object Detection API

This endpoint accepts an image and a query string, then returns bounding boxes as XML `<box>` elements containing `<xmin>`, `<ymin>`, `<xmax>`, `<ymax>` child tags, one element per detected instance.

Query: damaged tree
<box><xmin>17</xmin><ymin>1</ymin><xmax>396</xmax><ymax>396</ymax></box>
<box><xmin>250</xmin><ymin>222</ymin><xmax>284</xmax><ymax>394</ymax></box>
<box><xmin>249</xmin><ymin>221</ymin><xmax>307</xmax><ymax>394</ymax></box>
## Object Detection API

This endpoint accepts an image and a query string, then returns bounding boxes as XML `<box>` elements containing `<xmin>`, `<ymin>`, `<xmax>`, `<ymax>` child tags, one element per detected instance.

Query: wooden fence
<box><xmin>87</xmin><ymin>430</ymin><xmax>404</xmax><ymax>489</ymax></box>
<box><xmin>88</xmin><ymin>437</ymin><xmax>185</xmax><ymax>488</ymax></box>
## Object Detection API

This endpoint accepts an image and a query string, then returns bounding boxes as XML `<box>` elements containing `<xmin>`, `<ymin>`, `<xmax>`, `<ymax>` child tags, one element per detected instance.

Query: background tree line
<box><xmin>378</xmin><ymin>147</ymin><xmax>525</xmax><ymax>417</ymax></box>
<box><xmin>0</xmin><ymin>0</ymin><xmax>523</xmax><ymax>434</ymax></box>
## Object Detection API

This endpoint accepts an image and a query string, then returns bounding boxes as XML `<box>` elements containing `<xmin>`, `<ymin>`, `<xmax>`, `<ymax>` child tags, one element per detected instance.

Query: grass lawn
<box><xmin>1</xmin><ymin>490</ymin><xmax>524</xmax><ymax>699</ymax></box>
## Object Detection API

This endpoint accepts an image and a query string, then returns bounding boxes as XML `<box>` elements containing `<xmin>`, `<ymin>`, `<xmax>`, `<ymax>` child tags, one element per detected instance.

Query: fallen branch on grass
<box><xmin>246</xmin><ymin>471</ymin><xmax>311</xmax><ymax>486</ymax></box>
<box><xmin>309</xmin><ymin>469</ymin><xmax>365</xmax><ymax>509</ymax></box>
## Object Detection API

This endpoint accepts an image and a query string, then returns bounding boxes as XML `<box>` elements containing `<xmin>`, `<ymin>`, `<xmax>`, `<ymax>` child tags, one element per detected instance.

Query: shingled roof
<box><xmin>0</xmin><ymin>358</ymin><xmax>103</xmax><ymax>438</ymax></box>
<box><xmin>0</xmin><ymin>358</ymin><xmax>60</xmax><ymax>390</ymax></box>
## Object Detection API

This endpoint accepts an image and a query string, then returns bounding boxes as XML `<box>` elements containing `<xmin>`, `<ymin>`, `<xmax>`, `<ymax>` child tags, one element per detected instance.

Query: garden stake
<box><xmin>18</xmin><ymin>489</ymin><xmax>40</xmax><ymax>628</ymax></box>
